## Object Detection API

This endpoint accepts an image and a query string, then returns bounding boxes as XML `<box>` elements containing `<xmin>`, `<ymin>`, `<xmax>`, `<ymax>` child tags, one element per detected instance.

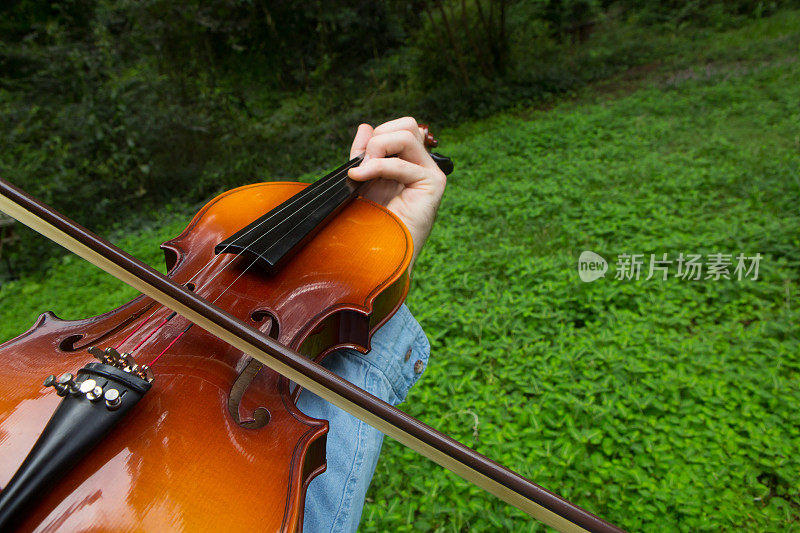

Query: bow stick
<box><xmin>0</xmin><ymin>178</ymin><xmax>624</xmax><ymax>533</ymax></box>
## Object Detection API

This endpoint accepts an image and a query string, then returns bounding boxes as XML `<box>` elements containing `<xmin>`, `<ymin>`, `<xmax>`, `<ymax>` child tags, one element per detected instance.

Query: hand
<box><xmin>347</xmin><ymin>117</ymin><xmax>447</xmax><ymax>272</ymax></box>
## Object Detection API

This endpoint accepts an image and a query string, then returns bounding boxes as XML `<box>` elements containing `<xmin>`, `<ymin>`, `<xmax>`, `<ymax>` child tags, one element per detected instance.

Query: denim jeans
<box><xmin>296</xmin><ymin>304</ymin><xmax>430</xmax><ymax>533</ymax></box>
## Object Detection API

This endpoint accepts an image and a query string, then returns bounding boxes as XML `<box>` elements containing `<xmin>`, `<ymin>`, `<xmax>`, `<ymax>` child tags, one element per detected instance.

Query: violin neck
<box><xmin>214</xmin><ymin>155</ymin><xmax>364</xmax><ymax>273</ymax></box>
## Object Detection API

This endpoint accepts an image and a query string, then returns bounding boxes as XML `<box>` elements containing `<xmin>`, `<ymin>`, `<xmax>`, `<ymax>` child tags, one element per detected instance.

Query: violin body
<box><xmin>0</xmin><ymin>181</ymin><xmax>412</xmax><ymax>531</ymax></box>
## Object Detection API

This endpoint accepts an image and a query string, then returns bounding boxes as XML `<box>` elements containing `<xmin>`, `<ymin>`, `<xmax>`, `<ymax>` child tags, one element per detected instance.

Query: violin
<box><xmin>0</xmin><ymin>126</ymin><xmax>621</xmax><ymax>532</ymax></box>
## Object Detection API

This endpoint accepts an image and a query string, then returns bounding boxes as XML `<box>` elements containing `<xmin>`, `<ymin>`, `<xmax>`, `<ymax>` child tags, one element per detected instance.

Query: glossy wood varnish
<box><xmin>0</xmin><ymin>182</ymin><xmax>412</xmax><ymax>532</ymax></box>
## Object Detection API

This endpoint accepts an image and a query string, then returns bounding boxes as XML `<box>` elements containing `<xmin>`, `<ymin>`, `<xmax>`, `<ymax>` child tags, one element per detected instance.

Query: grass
<box><xmin>2</xmin><ymin>10</ymin><xmax>799</xmax><ymax>532</ymax></box>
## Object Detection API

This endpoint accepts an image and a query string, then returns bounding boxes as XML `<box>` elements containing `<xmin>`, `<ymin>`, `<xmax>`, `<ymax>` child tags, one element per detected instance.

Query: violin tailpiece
<box><xmin>0</xmin><ymin>353</ymin><xmax>152</xmax><ymax>530</ymax></box>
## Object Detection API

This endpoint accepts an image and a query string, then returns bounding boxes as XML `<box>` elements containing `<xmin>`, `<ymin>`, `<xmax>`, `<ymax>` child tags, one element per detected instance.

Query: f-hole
<box><xmin>227</xmin><ymin>311</ymin><xmax>277</xmax><ymax>429</ymax></box>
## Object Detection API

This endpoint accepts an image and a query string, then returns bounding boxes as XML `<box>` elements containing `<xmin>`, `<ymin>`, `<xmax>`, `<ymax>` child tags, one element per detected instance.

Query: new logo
<box><xmin>578</xmin><ymin>251</ymin><xmax>607</xmax><ymax>282</ymax></box>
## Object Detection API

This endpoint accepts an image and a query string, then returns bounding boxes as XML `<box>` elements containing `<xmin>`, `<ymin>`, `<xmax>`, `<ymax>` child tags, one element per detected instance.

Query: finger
<box><xmin>350</xmin><ymin>123</ymin><xmax>373</xmax><ymax>159</ymax></box>
<box><xmin>372</xmin><ymin>116</ymin><xmax>424</xmax><ymax>145</ymax></box>
<box><xmin>363</xmin><ymin>129</ymin><xmax>436</xmax><ymax>169</ymax></box>
<box><xmin>358</xmin><ymin>178</ymin><xmax>404</xmax><ymax>207</ymax></box>
<box><xmin>348</xmin><ymin>157</ymin><xmax>445</xmax><ymax>191</ymax></box>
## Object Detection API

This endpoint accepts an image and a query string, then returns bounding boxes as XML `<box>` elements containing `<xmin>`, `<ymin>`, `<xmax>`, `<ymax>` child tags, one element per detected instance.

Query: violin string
<box><xmin>260</xmin><ymin>174</ymin><xmax>357</xmax><ymax>256</ymax></box>
<box><xmin>191</xmin><ymin>168</ymin><xmax>360</xmax><ymax>318</ymax></box>
<box><xmin>143</xmin><ymin>249</ymin><xmax>269</xmax><ymax>366</ymax></box>
<box><xmin>183</xmin><ymin>154</ymin><xmax>363</xmax><ymax>288</ymax></box>
<box><xmin>129</xmin><ymin>311</ymin><xmax>176</xmax><ymax>353</ymax></box>
<box><xmin>131</xmin><ymin>155</ymin><xmax>363</xmax><ymax>364</ymax></box>
<box><xmin>141</xmin><ymin>259</ymin><xmax>251</xmax><ymax>367</ymax></box>
<box><xmin>182</xmin><ymin>160</ymin><xmax>360</xmax><ymax>294</ymax></box>
<box><xmin>114</xmin><ymin>307</ymin><xmax>158</xmax><ymax>349</ymax></box>
<box><xmin>148</xmin><ymin>323</ymin><xmax>192</xmax><ymax>366</ymax></box>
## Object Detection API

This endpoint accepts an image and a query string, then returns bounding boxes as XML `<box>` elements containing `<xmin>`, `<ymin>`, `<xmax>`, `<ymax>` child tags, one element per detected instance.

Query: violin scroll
<box><xmin>418</xmin><ymin>123</ymin><xmax>439</xmax><ymax>148</ymax></box>
<box><xmin>418</xmin><ymin>123</ymin><xmax>455</xmax><ymax>176</ymax></box>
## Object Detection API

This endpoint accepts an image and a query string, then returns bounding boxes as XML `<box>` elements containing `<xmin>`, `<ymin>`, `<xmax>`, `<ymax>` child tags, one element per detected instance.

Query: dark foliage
<box><xmin>1</xmin><ymin>0</ymin><xmax>798</xmax><ymax>278</ymax></box>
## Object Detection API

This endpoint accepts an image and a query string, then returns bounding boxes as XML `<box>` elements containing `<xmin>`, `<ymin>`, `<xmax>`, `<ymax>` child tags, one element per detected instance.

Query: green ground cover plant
<box><xmin>1</xmin><ymin>9</ymin><xmax>799</xmax><ymax>533</ymax></box>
